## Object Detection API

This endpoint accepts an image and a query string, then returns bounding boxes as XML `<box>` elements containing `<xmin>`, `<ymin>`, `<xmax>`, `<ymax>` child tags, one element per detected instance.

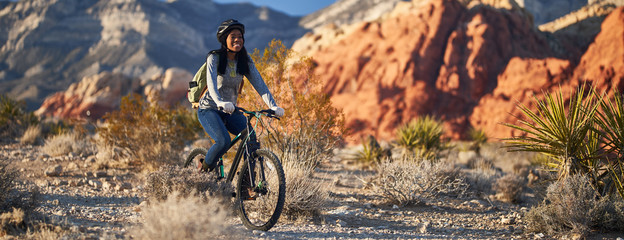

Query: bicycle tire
<box><xmin>236</xmin><ymin>149</ymin><xmax>286</xmax><ymax>231</ymax></box>
<box><xmin>184</xmin><ymin>148</ymin><xmax>208</xmax><ymax>169</ymax></box>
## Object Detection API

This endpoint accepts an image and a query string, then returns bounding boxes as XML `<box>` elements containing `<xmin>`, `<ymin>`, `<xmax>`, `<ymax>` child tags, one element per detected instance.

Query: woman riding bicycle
<box><xmin>197</xmin><ymin>19</ymin><xmax>285</xmax><ymax>172</ymax></box>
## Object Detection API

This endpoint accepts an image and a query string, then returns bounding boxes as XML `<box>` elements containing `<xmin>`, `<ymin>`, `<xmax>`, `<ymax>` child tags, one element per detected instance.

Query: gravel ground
<box><xmin>2</xmin><ymin>143</ymin><xmax>619</xmax><ymax>239</ymax></box>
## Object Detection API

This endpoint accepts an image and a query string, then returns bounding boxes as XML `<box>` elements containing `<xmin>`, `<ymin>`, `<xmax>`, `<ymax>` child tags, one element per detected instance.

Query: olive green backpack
<box><xmin>187</xmin><ymin>62</ymin><xmax>207</xmax><ymax>108</ymax></box>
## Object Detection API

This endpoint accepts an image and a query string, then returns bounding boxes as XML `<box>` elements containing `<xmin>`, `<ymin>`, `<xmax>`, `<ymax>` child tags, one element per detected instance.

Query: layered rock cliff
<box><xmin>303</xmin><ymin>0</ymin><xmax>624</xmax><ymax>143</ymax></box>
<box><xmin>0</xmin><ymin>0</ymin><xmax>305</xmax><ymax>109</ymax></box>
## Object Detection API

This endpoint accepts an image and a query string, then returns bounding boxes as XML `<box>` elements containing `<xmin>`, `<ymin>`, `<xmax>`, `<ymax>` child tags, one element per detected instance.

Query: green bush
<box><xmin>396</xmin><ymin>115</ymin><xmax>447</xmax><ymax>159</ymax></box>
<box><xmin>0</xmin><ymin>94</ymin><xmax>38</xmax><ymax>142</ymax></box>
<box><xmin>97</xmin><ymin>94</ymin><xmax>199</xmax><ymax>171</ymax></box>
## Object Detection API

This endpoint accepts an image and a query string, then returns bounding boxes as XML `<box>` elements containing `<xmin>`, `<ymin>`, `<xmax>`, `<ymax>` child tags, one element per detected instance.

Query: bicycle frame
<box><xmin>218</xmin><ymin>108</ymin><xmax>273</xmax><ymax>183</ymax></box>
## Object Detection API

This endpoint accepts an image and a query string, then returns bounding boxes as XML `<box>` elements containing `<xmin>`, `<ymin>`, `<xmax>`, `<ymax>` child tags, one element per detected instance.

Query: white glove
<box><xmin>217</xmin><ymin>101</ymin><xmax>235</xmax><ymax>114</ymax></box>
<box><xmin>271</xmin><ymin>106</ymin><xmax>285</xmax><ymax>117</ymax></box>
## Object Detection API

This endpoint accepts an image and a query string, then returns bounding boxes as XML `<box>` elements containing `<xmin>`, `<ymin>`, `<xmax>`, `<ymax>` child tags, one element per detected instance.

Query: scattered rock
<box><xmin>45</xmin><ymin>165</ymin><xmax>63</xmax><ymax>177</ymax></box>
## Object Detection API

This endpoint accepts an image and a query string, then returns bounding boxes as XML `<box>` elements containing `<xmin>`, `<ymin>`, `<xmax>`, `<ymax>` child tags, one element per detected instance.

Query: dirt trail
<box><xmin>4</xmin><ymin>143</ymin><xmax>535</xmax><ymax>239</ymax></box>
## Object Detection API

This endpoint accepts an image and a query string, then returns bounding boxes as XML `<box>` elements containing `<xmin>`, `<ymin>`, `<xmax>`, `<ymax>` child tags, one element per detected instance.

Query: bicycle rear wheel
<box><xmin>184</xmin><ymin>148</ymin><xmax>207</xmax><ymax>169</ymax></box>
<box><xmin>236</xmin><ymin>149</ymin><xmax>285</xmax><ymax>231</ymax></box>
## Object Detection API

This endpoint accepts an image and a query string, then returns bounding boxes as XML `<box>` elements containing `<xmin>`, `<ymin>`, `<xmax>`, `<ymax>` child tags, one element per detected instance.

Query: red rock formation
<box><xmin>573</xmin><ymin>6</ymin><xmax>624</xmax><ymax>92</ymax></box>
<box><xmin>35</xmin><ymin>72</ymin><xmax>141</xmax><ymax>120</ymax></box>
<box><xmin>471</xmin><ymin>6</ymin><xmax>624</xmax><ymax>140</ymax></box>
<box><xmin>309</xmin><ymin>0</ymin><xmax>624</xmax><ymax>144</ymax></box>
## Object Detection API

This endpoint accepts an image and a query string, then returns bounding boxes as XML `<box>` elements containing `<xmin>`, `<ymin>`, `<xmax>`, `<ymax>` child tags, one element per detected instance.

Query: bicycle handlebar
<box><xmin>217</xmin><ymin>106</ymin><xmax>280</xmax><ymax>120</ymax></box>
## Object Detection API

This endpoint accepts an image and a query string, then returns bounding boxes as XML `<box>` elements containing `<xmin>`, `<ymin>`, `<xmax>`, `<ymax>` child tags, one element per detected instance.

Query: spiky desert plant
<box><xmin>504</xmin><ymin>85</ymin><xmax>602</xmax><ymax>179</ymax></box>
<box><xmin>468</xmin><ymin>127</ymin><xmax>488</xmax><ymax>154</ymax></box>
<box><xmin>595</xmin><ymin>91</ymin><xmax>624</xmax><ymax>199</ymax></box>
<box><xmin>352</xmin><ymin>135</ymin><xmax>385</xmax><ymax>165</ymax></box>
<box><xmin>396</xmin><ymin>115</ymin><xmax>446</xmax><ymax>159</ymax></box>
<box><xmin>596</xmin><ymin>90</ymin><xmax>624</xmax><ymax>159</ymax></box>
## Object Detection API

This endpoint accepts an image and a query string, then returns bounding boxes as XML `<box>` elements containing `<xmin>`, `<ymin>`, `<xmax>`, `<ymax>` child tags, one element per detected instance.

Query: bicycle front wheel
<box><xmin>236</xmin><ymin>149</ymin><xmax>286</xmax><ymax>231</ymax></box>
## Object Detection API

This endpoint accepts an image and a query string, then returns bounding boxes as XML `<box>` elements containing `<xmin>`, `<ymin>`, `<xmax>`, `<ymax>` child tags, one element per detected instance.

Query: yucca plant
<box><xmin>468</xmin><ymin>127</ymin><xmax>488</xmax><ymax>154</ymax></box>
<box><xmin>352</xmin><ymin>135</ymin><xmax>385</xmax><ymax>164</ymax></box>
<box><xmin>396</xmin><ymin>115</ymin><xmax>446</xmax><ymax>159</ymax></box>
<box><xmin>503</xmin><ymin>85</ymin><xmax>603</xmax><ymax>179</ymax></box>
<box><xmin>596</xmin><ymin>91</ymin><xmax>624</xmax><ymax>198</ymax></box>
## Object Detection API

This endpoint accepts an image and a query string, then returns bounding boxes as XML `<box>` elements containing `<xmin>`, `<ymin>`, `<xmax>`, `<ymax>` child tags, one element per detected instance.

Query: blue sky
<box><xmin>213</xmin><ymin>0</ymin><xmax>336</xmax><ymax>16</ymax></box>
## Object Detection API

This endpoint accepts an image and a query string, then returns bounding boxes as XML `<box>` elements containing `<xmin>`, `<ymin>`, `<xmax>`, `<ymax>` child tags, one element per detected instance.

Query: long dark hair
<box><xmin>212</xmin><ymin>46</ymin><xmax>250</xmax><ymax>76</ymax></box>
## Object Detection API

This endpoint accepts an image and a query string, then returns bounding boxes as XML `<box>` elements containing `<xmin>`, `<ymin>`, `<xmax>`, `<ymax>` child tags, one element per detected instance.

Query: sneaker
<box><xmin>200</xmin><ymin>158</ymin><xmax>217</xmax><ymax>172</ymax></box>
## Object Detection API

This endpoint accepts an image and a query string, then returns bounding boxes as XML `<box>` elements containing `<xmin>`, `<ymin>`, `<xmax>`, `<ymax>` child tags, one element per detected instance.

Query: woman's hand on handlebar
<box><xmin>271</xmin><ymin>106</ymin><xmax>284</xmax><ymax>117</ymax></box>
<box><xmin>216</xmin><ymin>101</ymin><xmax>235</xmax><ymax>114</ymax></box>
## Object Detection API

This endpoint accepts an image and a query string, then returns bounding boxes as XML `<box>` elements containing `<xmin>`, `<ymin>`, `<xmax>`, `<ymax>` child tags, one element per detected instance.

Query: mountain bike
<box><xmin>184</xmin><ymin>107</ymin><xmax>286</xmax><ymax>231</ymax></box>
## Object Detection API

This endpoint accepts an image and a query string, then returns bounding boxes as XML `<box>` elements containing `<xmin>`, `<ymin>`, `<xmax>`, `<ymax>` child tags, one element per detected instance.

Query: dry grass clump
<box><xmin>0</xmin><ymin>161</ymin><xmax>19</xmax><ymax>211</ymax></box>
<box><xmin>0</xmin><ymin>161</ymin><xmax>41</xmax><ymax>238</ymax></box>
<box><xmin>132</xmin><ymin>191</ymin><xmax>240</xmax><ymax>240</ymax></box>
<box><xmin>19</xmin><ymin>125</ymin><xmax>42</xmax><ymax>145</ymax></box>
<box><xmin>375</xmin><ymin>158</ymin><xmax>468</xmax><ymax>206</ymax></box>
<box><xmin>0</xmin><ymin>208</ymin><xmax>25</xmax><ymax>236</ymax></box>
<box><xmin>0</xmin><ymin>161</ymin><xmax>39</xmax><ymax>215</ymax></box>
<box><xmin>41</xmin><ymin>130</ymin><xmax>94</xmax><ymax>157</ymax></box>
<box><xmin>143</xmin><ymin>165</ymin><xmax>232</xmax><ymax>202</ymax></box>
<box><xmin>493</xmin><ymin>174</ymin><xmax>525</xmax><ymax>203</ymax></box>
<box><xmin>280</xmin><ymin>159</ymin><xmax>330</xmax><ymax>221</ymax></box>
<box><xmin>526</xmin><ymin>174</ymin><xmax>624</xmax><ymax>236</ymax></box>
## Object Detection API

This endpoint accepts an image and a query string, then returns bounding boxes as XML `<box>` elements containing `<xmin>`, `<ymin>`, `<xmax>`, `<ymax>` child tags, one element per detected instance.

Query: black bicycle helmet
<box><xmin>217</xmin><ymin>19</ymin><xmax>245</xmax><ymax>45</ymax></box>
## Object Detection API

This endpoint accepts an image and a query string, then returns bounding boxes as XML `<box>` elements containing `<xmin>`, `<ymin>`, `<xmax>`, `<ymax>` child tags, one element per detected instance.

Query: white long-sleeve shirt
<box><xmin>198</xmin><ymin>53</ymin><xmax>278</xmax><ymax>110</ymax></box>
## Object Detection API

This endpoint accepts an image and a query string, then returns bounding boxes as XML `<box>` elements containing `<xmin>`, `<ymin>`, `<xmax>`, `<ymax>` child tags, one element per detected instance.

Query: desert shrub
<box><xmin>1</xmin><ymin>207</ymin><xmax>26</xmax><ymax>236</ymax></box>
<box><xmin>504</xmin><ymin>85</ymin><xmax>602</xmax><ymax>180</ymax></box>
<box><xmin>19</xmin><ymin>125</ymin><xmax>41</xmax><ymax>145</ymax></box>
<box><xmin>41</xmin><ymin>130</ymin><xmax>94</xmax><ymax>157</ymax></box>
<box><xmin>0</xmin><ymin>161</ymin><xmax>41</xmax><ymax>238</ymax></box>
<box><xmin>467</xmin><ymin>127</ymin><xmax>488</xmax><ymax>154</ymax></box>
<box><xmin>143</xmin><ymin>165</ymin><xmax>232</xmax><ymax>202</ymax></box>
<box><xmin>493</xmin><ymin>174</ymin><xmax>525</xmax><ymax>203</ymax></box>
<box><xmin>525</xmin><ymin>174</ymin><xmax>624</xmax><ymax>236</ymax></box>
<box><xmin>375</xmin><ymin>157</ymin><xmax>468</xmax><ymax>206</ymax></box>
<box><xmin>351</xmin><ymin>135</ymin><xmax>386</xmax><ymax>165</ymax></box>
<box><xmin>464</xmin><ymin>166</ymin><xmax>501</xmax><ymax>196</ymax></box>
<box><xmin>0</xmin><ymin>94</ymin><xmax>38</xmax><ymax>142</ymax></box>
<box><xmin>132</xmin><ymin>191</ymin><xmax>239</xmax><ymax>240</ymax></box>
<box><xmin>396</xmin><ymin>115</ymin><xmax>447</xmax><ymax>159</ymax></box>
<box><xmin>97</xmin><ymin>94</ymin><xmax>198</xmax><ymax>171</ymax></box>
<box><xmin>280</xmin><ymin>157</ymin><xmax>330</xmax><ymax>221</ymax></box>
<box><xmin>238</xmin><ymin>39</ymin><xmax>345</xmax><ymax>169</ymax></box>
<box><xmin>596</xmin><ymin>90</ymin><xmax>624</xmax><ymax>199</ymax></box>
<box><xmin>0</xmin><ymin>161</ymin><xmax>18</xmax><ymax>210</ymax></box>
<box><xmin>505</xmin><ymin>86</ymin><xmax>624</xmax><ymax>200</ymax></box>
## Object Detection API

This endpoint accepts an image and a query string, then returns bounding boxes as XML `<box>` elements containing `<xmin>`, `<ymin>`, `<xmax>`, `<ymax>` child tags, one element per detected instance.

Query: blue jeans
<box><xmin>197</xmin><ymin>108</ymin><xmax>247</xmax><ymax>168</ymax></box>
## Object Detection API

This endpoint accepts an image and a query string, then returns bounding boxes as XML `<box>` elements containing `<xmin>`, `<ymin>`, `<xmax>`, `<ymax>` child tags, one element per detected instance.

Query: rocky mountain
<box><xmin>0</xmin><ymin>0</ymin><xmax>306</xmax><ymax>109</ymax></box>
<box><xmin>299</xmin><ymin>0</ymin><xmax>405</xmax><ymax>30</ymax></box>
<box><xmin>299</xmin><ymin>0</ymin><xmax>624</xmax><ymax>143</ymax></box>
